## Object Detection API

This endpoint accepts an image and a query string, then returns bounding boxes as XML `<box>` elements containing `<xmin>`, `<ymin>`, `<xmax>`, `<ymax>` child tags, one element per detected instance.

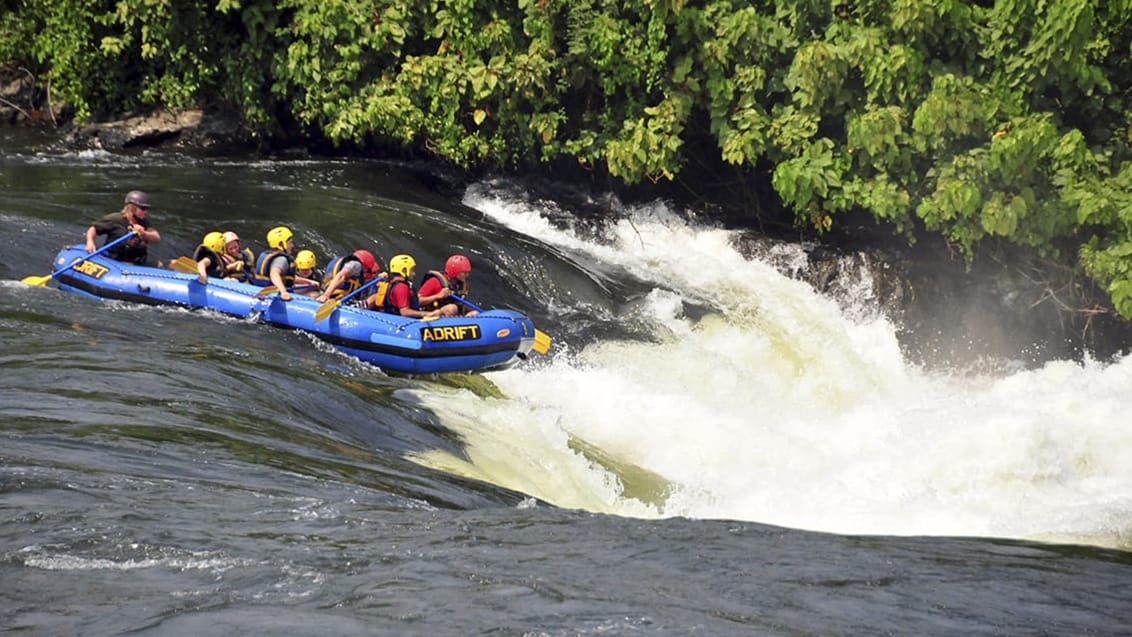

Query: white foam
<box><xmin>405</xmin><ymin>186</ymin><xmax>1132</xmax><ymax>547</ymax></box>
<box><xmin>18</xmin><ymin>545</ymin><xmax>248</xmax><ymax>572</ymax></box>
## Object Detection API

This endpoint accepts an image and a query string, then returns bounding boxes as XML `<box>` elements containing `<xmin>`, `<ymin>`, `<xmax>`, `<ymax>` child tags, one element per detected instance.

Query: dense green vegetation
<box><xmin>4</xmin><ymin>0</ymin><xmax>1132</xmax><ymax>316</ymax></box>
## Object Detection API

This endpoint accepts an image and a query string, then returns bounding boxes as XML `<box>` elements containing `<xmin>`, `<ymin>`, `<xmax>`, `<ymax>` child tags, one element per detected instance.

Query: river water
<box><xmin>2</xmin><ymin>133</ymin><xmax>1130</xmax><ymax>634</ymax></box>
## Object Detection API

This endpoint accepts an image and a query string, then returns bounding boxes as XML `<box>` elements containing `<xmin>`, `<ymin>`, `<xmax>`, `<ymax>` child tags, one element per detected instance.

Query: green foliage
<box><xmin>3</xmin><ymin>0</ymin><xmax>258</xmax><ymax>122</ymax></box>
<box><xmin>0</xmin><ymin>8</ymin><xmax>38</xmax><ymax>68</ymax></box>
<box><xmin>911</xmin><ymin>74</ymin><xmax>995</xmax><ymax>150</ymax></box>
<box><xmin>785</xmin><ymin>40</ymin><xmax>849</xmax><ymax>112</ymax></box>
<box><xmin>604</xmin><ymin>92</ymin><xmax>692</xmax><ymax>183</ymax></box>
<box><xmin>5</xmin><ymin>0</ymin><xmax>1132</xmax><ymax>317</ymax></box>
<box><xmin>983</xmin><ymin>0</ymin><xmax>1110</xmax><ymax>99</ymax></box>
<box><xmin>772</xmin><ymin>137</ymin><xmax>850</xmax><ymax>229</ymax></box>
<box><xmin>847</xmin><ymin>106</ymin><xmax>910</xmax><ymax>170</ymax></box>
<box><xmin>1076</xmin><ymin>162</ymin><xmax>1132</xmax><ymax>316</ymax></box>
<box><xmin>702</xmin><ymin>5</ymin><xmax>795</xmax><ymax>166</ymax></box>
<box><xmin>852</xmin><ymin>34</ymin><xmax>927</xmax><ymax>105</ymax></box>
<box><xmin>21</xmin><ymin>0</ymin><xmax>117</xmax><ymax>121</ymax></box>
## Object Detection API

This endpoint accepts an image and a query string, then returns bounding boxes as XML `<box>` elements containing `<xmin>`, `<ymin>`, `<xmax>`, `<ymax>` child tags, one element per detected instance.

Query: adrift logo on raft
<box><xmin>72</xmin><ymin>260</ymin><xmax>109</xmax><ymax>279</ymax></box>
<box><xmin>421</xmin><ymin>324</ymin><xmax>481</xmax><ymax>343</ymax></box>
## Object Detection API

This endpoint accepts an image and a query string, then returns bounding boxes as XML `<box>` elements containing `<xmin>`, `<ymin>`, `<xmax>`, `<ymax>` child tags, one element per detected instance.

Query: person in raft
<box><xmin>418</xmin><ymin>253</ymin><xmax>478</xmax><ymax>317</ymax></box>
<box><xmin>367</xmin><ymin>254</ymin><xmax>441</xmax><ymax>318</ymax></box>
<box><xmin>193</xmin><ymin>231</ymin><xmax>229</xmax><ymax>284</ymax></box>
<box><xmin>250</xmin><ymin>225</ymin><xmax>301</xmax><ymax>301</ymax></box>
<box><xmin>316</xmin><ymin>249</ymin><xmax>384</xmax><ymax>304</ymax></box>
<box><xmin>84</xmin><ymin>190</ymin><xmax>160</xmax><ymax>265</ymax></box>
<box><xmin>293</xmin><ymin>250</ymin><xmax>323</xmax><ymax>297</ymax></box>
<box><xmin>221</xmin><ymin>231</ymin><xmax>255</xmax><ymax>282</ymax></box>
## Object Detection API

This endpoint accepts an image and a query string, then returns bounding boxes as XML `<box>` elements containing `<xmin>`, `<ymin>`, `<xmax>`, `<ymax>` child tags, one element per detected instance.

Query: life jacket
<box><xmin>251</xmin><ymin>250</ymin><xmax>295</xmax><ymax>287</ymax></box>
<box><xmin>419</xmin><ymin>270</ymin><xmax>469</xmax><ymax>310</ymax></box>
<box><xmin>380</xmin><ymin>278</ymin><xmax>419</xmax><ymax>315</ymax></box>
<box><xmin>364</xmin><ymin>280</ymin><xmax>391</xmax><ymax>310</ymax></box>
<box><xmin>192</xmin><ymin>244</ymin><xmax>227</xmax><ymax>279</ymax></box>
<box><xmin>320</xmin><ymin>255</ymin><xmax>363</xmax><ymax>300</ymax></box>
<box><xmin>223</xmin><ymin>247</ymin><xmax>256</xmax><ymax>282</ymax></box>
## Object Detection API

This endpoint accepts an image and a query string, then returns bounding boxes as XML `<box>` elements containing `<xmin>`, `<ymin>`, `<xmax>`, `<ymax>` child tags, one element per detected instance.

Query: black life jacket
<box><xmin>192</xmin><ymin>244</ymin><xmax>227</xmax><ymax>279</ymax></box>
<box><xmin>380</xmin><ymin>278</ymin><xmax>419</xmax><ymax>315</ymax></box>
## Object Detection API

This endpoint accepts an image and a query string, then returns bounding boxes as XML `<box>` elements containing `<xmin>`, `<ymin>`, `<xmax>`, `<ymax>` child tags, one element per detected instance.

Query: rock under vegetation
<box><xmin>63</xmin><ymin>108</ymin><xmax>247</xmax><ymax>151</ymax></box>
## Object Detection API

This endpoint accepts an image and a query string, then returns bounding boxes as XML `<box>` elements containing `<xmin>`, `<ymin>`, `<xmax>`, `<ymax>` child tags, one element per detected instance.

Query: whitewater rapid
<box><xmin>408</xmin><ymin>184</ymin><xmax>1132</xmax><ymax>549</ymax></box>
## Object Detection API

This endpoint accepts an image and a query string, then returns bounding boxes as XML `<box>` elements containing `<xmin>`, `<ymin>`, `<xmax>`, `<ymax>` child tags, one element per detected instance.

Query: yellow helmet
<box><xmin>295</xmin><ymin>249</ymin><xmax>317</xmax><ymax>270</ymax></box>
<box><xmin>389</xmin><ymin>254</ymin><xmax>416</xmax><ymax>278</ymax></box>
<box><xmin>266</xmin><ymin>226</ymin><xmax>293</xmax><ymax>251</ymax></box>
<box><xmin>203</xmin><ymin>231</ymin><xmax>226</xmax><ymax>254</ymax></box>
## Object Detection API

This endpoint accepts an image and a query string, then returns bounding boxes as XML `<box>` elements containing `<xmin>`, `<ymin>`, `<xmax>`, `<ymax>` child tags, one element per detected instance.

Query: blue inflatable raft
<box><xmin>46</xmin><ymin>245</ymin><xmax>546</xmax><ymax>374</ymax></box>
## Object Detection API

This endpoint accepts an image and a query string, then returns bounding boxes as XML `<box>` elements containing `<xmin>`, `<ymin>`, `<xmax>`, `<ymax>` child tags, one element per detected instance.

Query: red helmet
<box><xmin>353</xmin><ymin>249</ymin><xmax>380</xmax><ymax>279</ymax></box>
<box><xmin>445</xmin><ymin>254</ymin><xmax>472</xmax><ymax>278</ymax></box>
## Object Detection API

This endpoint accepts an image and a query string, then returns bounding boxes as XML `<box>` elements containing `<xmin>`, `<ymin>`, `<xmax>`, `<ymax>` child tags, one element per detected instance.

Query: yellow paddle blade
<box><xmin>170</xmin><ymin>256</ymin><xmax>198</xmax><ymax>273</ymax></box>
<box><xmin>314</xmin><ymin>299</ymin><xmax>340</xmax><ymax>323</ymax></box>
<box><xmin>255</xmin><ymin>285</ymin><xmax>280</xmax><ymax>297</ymax></box>
<box><xmin>532</xmin><ymin>329</ymin><xmax>551</xmax><ymax>354</ymax></box>
<box><xmin>20</xmin><ymin>274</ymin><xmax>53</xmax><ymax>286</ymax></box>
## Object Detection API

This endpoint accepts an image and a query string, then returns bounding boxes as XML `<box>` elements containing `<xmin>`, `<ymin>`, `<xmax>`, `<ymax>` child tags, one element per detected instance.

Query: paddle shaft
<box><xmin>336</xmin><ymin>275</ymin><xmax>384</xmax><ymax>305</ymax></box>
<box><xmin>314</xmin><ymin>275</ymin><xmax>384</xmax><ymax>322</ymax></box>
<box><xmin>450</xmin><ymin>292</ymin><xmax>550</xmax><ymax>353</ymax></box>
<box><xmin>256</xmin><ymin>283</ymin><xmax>319</xmax><ymax>297</ymax></box>
<box><xmin>30</xmin><ymin>232</ymin><xmax>136</xmax><ymax>284</ymax></box>
<box><xmin>448</xmin><ymin>293</ymin><xmax>483</xmax><ymax>313</ymax></box>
